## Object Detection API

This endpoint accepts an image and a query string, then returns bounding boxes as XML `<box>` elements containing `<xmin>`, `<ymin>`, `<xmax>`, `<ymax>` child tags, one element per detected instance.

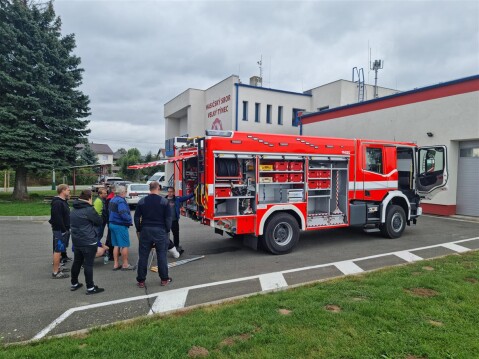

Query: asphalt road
<box><xmin>0</xmin><ymin>214</ymin><xmax>478</xmax><ymax>344</ymax></box>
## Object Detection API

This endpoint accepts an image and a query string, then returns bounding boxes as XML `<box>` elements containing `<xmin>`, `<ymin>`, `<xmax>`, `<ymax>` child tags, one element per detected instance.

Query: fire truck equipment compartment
<box><xmin>216</xmin><ymin>158</ymin><xmax>241</xmax><ymax>179</ymax></box>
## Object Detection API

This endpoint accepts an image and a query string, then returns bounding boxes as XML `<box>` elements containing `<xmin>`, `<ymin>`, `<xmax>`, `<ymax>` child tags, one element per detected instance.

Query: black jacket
<box><xmin>134</xmin><ymin>194</ymin><xmax>172</xmax><ymax>232</ymax></box>
<box><xmin>49</xmin><ymin>196</ymin><xmax>70</xmax><ymax>232</ymax></box>
<box><xmin>70</xmin><ymin>199</ymin><xmax>102</xmax><ymax>247</ymax></box>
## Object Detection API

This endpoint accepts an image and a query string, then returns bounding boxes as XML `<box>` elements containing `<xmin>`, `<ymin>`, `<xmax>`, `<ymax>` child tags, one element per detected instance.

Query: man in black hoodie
<box><xmin>70</xmin><ymin>189</ymin><xmax>104</xmax><ymax>294</ymax></box>
<box><xmin>49</xmin><ymin>184</ymin><xmax>71</xmax><ymax>279</ymax></box>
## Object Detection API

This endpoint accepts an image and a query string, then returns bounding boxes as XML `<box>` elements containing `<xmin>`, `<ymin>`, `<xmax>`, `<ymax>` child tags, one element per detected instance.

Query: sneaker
<box><xmin>168</xmin><ymin>247</ymin><xmax>180</xmax><ymax>259</ymax></box>
<box><xmin>121</xmin><ymin>264</ymin><xmax>136</xmax><ymax>271</ymax></box>
<box><xmin>70</xmin><ymin>283</ymin><xmax>83</xmax><ymax>291</ymax></box>
<box><xmin>60</xmin><ymin>267</ymin><xmax>70</xmax><ymax>273</ymax></box>
<box><xmin>177</xmin><ymin>246</ymin><xmax>185</xmax><ymax>255</ymax></box>
<box><xmin>86</xmin><ymin>285</ymin><xmax>104</xmax><ymax>295</ymax></box>
<box><xmin>160</xmin><ymin>277</ymin><xmax>173</xmax><ymax>286</ymax></box>
<box><xmin>137</xmin><ymin>281</ymin><xmax>145</xmax><ymax>288</ymax></box>
<box><xmin>52</xmin><ymin>272</ymin><xmax>69</xmax><ymax>279</ymax></box>
<box><xmin>61</xmin><ymin>257</ymin><xmax>72</xmax><ymax>264</ymax></box>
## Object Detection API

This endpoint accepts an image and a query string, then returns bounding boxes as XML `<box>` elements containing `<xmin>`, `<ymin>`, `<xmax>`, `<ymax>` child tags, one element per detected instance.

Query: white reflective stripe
<box><xmin>349</xmin><ymin>181</ymin><xmax>398</xmax><ymax>190</ymax></box>
<box><xmin>394</xmin><ymin>251</ymin><xmax>423</xmax><ymax>262</ymax></box>
<box><xmin>258</xmin><ymin>204</ymin><xmax>306</xmax><ymax>235</ymax></box>
<box><xmin>334</xmin><ymin>261</ymin><xmax>364</xmax><ymax>274</ymax></box>
<box><xmin>381</xmin><ymin>191</ymin><xmax>412</xmax><ymax>221</ymax></box>
<box><xmin>441</xmin><ymin>243</ymin><xmax>470</xmax><ymax>253</ymax></box>
<box><xmin>259</xmin><ymin>272</ymin><xmax>288</xmax><ymax>290</ymax></box>
<box><xmin>363</xmin><ymin>169</ymin><xmax>398</xmax><ymax>177</ymax></box>
<box><xmin>148</xmin><ymin>288</ymin><xmax>189</xmax><ymax>315</ymax></box>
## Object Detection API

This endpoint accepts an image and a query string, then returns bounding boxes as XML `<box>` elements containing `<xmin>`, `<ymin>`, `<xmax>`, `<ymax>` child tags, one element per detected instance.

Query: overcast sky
<box><xmin>53</xmin><ymin>0</ymin><xmax>479</xmax><ymax>155</ymax></box>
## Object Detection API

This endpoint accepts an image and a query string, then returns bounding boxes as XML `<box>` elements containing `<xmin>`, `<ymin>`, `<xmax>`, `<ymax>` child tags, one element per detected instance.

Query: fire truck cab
<box><xmin>171</xmin><ymin>130</ymin><xmax>447</xmax><ymax>254</ymax></box>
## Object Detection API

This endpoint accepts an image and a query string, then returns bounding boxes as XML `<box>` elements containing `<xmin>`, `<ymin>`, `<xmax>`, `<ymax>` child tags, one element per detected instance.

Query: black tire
<box><xmin>262</xmin><ymin>213</ymin><xmax>299</xmax><ymax>254</ymax></box>
<box><xmin>380</xmin><ymin>205</ymin><xmax>406</xmax><ymax>238</ymax></box>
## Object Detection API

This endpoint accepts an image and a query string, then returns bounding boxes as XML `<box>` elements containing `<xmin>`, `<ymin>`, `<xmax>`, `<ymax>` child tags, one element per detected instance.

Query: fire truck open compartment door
<box><xmin>416</xmin><ymin>146</ymin><xmax>448</xmax><ymax>198</ymax></box>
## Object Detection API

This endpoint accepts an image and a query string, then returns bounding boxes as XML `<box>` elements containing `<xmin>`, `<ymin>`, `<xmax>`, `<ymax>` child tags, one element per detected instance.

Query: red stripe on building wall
<box><xmin>421</xmin><ymin>203</ymin><xmax>457</xmax><ymax>216</ymax></box>
<box><xmin>302</xmin><ymin>78</ymin><xmax>479</xmax><ymax>124</ymax></box>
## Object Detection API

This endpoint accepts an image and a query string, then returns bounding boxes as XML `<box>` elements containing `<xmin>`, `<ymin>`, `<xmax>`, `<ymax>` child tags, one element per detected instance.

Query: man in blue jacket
<box><xmin>165</xmin><ymin>187</ymin><xmax>194</xmax><ymax>254</ymax></box>
<box><xmin>70</xmin><ymin>190</ymin><xmax>104</xmax><ymax>294</ymax></box>
<box><xmin>109</xmin><ymin>185</ymin><xmax>135</xmax><ymax>271</ymax></box>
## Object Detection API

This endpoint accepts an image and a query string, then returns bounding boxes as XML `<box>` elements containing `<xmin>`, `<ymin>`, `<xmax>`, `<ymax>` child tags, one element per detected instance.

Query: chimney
<box><xmin>249</xmin><ymin>76</ymin><xmax>262</xmax><ymax>87</ymax></box>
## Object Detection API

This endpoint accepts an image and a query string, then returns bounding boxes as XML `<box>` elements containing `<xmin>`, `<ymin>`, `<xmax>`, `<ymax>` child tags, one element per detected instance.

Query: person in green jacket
<box><xmin>93</xmin><ymin>188</ymin><xmax>108</xmax><ymax>243</ymax></box>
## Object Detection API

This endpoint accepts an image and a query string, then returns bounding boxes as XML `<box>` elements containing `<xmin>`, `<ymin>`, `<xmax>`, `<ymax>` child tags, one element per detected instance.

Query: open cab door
<box><xmin>416</xmin><ymin>146</ymin><xmax>448</xmax><ymax>199</ymax></box>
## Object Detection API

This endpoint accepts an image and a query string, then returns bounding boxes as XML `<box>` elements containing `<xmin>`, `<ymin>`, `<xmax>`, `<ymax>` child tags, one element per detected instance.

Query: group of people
<box><xmin>49</xmin><ymin>182</ymin><xmax>193</xmax><ymax>294</ymax></box>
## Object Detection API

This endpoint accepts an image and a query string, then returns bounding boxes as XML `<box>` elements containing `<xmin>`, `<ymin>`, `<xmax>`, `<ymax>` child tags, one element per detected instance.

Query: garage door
<box><xmin>456</xmin><ymin>141</ymin><xmax>479</xmax><ymax>216</ymax></box>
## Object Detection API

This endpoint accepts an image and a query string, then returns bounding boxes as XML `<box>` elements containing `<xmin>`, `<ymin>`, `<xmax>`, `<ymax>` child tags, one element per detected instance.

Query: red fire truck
<box><xmin>137</xmin><ymin>130</ymin><xmax>448</xmax><ymax>254</ymax></box>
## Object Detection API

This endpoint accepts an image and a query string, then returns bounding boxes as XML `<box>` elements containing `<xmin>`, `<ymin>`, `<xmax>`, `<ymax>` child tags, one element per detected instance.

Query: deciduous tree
<box><xmin>118</xmin><ymin>148</ymin><xmax>142</xmax><ymax>180</ymax></box>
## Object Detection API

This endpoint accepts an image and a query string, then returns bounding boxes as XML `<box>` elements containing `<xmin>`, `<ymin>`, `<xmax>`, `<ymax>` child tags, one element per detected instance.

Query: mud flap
<box><xmin>243</xmin><ymin>234</ymin><xmax>258</xmax><ymax>251</ymax></box>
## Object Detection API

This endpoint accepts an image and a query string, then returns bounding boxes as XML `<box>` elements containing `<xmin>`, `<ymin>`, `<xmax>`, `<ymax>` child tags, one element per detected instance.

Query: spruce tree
<box><xmin>0</xmin><ymin>0</ymin><xmax>90</xmax><ymax>199</ymax></box>
<box><xmin>78</xmin><ymin>143</ymin><xmax>98</xmax><ymax>166</ymax></box>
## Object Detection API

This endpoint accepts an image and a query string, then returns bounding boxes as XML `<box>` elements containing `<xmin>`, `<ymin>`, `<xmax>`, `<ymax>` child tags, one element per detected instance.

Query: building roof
<box><xmin>113</xmin><ymin>150</ymin><xmax>125</xmax><ymax>160</ymax></box>
<box><xmin>77</xmin><ymin>143</ymin><xmax>114</xmax><ymax>155</ymax></box>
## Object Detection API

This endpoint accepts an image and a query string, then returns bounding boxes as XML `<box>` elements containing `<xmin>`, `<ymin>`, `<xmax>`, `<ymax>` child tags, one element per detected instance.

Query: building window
<box><xmin>266</xmin><ymin>105</ymin><xmax>272</xmax><ymax>124</ymax></box>
<box><xmin>278</xmin><ymin>106</ymin><xmax>283</xmax><ymax>125</ymax></box>
<box><xmin>460</xmin><ymin>147</ymin><xmax>479</xmax><ymax>157</ymax></box>
<box><xmin>292</xmin><ymin>108</ymin><xmax>304</xmax><ymax>127</ymax></box>
<box><xmin>242</xmin><ymin>101</ymin><xmax>248</xmax><ymax>121</ymax></box>
<box><xmin>255</xmin><ymin>103</ymin><xmax>260</xmax><ymax>123</ymax></box>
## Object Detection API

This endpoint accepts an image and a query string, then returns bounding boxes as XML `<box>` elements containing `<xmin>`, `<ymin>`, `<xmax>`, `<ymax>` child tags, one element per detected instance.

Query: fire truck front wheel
<box><xmin>380</xmin><ymin>205</ymin><xmax>406</xmax><ymax>239</ymax></box>
<box><xmin>263</xmin><ymin>213</ymin><xmax>299</xmax><ymax>254</ymax></box>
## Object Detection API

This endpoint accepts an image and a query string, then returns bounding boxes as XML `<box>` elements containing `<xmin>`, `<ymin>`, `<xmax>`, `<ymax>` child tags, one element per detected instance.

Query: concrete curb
<box><xmin>0</xmin><ymin>216</ymin><xmax>49</xmax><ymax>221</ymax></box>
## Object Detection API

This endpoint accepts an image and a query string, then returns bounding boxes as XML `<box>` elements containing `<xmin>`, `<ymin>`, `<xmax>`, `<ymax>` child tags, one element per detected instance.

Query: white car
<box><xmin>125</xmin><ymin>183</ymin><xmax>150</xmax><ymax>206</ymax></box>
<box><xmin>146</xmin><ymin>171</ymin><xmax>169</xmax><ymax>190</ymax></box>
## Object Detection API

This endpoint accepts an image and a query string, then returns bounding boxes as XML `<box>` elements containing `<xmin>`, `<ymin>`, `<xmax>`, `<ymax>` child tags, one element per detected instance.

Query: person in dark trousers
<box><xmin>49</xmin><ymin>184</ymin><xmax>71</xmax><ymax>279</ymax></box>
<box><xmin>104</xmin><ymin>186</ymin><xmax>115</xmax><ymax>260</ymax></box>
<box><xmin>135</xmin><ymin>182</ymin><xmax>173</xmax><ymax>287</ymax></box>
<box><xmin>165</xmin><ymin>187</ymin><xmax>194</xmax><ymax>254</ymax></box>
<box><xmin>70</xmin><ymin>190</ymin><xmax>104</xmax><ymax>294</ymax></box>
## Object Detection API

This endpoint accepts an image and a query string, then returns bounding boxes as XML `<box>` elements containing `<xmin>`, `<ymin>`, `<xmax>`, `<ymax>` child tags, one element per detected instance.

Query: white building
<box><xmin>164</xmin><ymin>75</ymin><xmax>398</xmax><ymax>147</ymax></box>
<box><xmin>164</xmin><ymin>74</ymin><xmax>479</xmax><ymax>216</ymax></box>
<box><xmin>88</xmin><ymin>143</ymin><xmax>114</xmax><ymax>165</ymax></box>
<box><xmin>76</xmin><ymin>143</ymin><xmax>114</xmax><ymax>165</ymax></box>
<box><xmin>302</xmin><ymin>75</ymin><xmax>479</xmax><ymax>217</ymax></box>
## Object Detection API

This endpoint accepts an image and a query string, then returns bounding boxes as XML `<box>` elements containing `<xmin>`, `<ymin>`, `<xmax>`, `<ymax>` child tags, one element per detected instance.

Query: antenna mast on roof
<box><xmin>257</xmin><ymin>55</ymin><xmax>263</xmax><ymax>87</ymax></box>
<box><xmin>370</xmin><ymin>58</ymin><xmax>384</xmax><ymax>98</ymax></box>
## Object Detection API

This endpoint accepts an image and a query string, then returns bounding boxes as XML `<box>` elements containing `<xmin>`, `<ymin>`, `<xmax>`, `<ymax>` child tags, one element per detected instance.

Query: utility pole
<box><xmin>52</xmin><ymin>168</ymin><xmax>56</xmax><ymax>190</ymax></box>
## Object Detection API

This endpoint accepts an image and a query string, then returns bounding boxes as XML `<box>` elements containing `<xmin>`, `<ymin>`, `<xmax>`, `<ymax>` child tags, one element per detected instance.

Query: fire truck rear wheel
<box><xmin>380</xmin><ymin>205</ymin><xmax>406</xmax><ymax>239</ymax></box>
<box><xmin>263</xmin><ymin>213</ymin><xmax>299</xmax><ymax>254</ymax></box>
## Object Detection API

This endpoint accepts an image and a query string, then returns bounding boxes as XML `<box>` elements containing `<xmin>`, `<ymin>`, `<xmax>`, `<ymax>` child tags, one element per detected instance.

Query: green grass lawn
<box><xmin>2</xmin><ymin>251</ymin><xmax>478</xmax><ymax>358</ymax></box>
<box><xmin>0</xmin><ymin>191</ymin><xmax>57</xmax><ymax>216</ymax></box>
